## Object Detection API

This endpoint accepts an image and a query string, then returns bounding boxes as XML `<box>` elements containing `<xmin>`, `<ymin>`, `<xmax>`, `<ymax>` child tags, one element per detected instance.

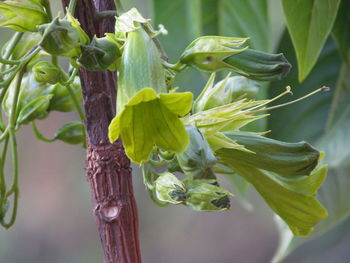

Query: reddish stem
<box><xmin>61</xmin><ymin>1</ymin><xmax>142</xmax><ymax>262</ymax></box>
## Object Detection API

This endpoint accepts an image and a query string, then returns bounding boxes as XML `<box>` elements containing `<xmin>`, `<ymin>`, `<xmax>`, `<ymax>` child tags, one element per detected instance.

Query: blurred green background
<box><xmin>1</xmin><ymin>0</ymin><xmax>350</xmax><ymax>263</ymax></box>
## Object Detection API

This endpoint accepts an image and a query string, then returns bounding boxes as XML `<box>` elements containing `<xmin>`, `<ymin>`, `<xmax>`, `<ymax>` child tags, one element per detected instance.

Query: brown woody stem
<box><xmin>61</xmin><ymin>1</ymin><xmax>142</xmax><ymax>262</ymax></box>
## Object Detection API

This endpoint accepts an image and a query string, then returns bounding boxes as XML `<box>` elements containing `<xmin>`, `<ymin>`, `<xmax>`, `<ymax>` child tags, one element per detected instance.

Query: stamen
<box><xmin>250</xmin><ymin>86</ymin><xmax>330</xmax><ymax>114</ymax></box>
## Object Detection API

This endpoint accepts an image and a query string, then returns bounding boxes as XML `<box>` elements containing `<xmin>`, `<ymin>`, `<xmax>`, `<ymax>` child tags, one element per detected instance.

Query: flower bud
<box><xmin>154</xmin><ymin>172</ymin><xmax>186</xmax><ymax>204</ymax></box>
<box><xmin>193</xmin><ymin>74</ymin><xmax>259</xmax><ymax>112</ymax></box>
<box><xmin>176</xmin><ymin>126</ymin><xmax>217</xmax><ymax>179</ymax></box>
<box><xmin>48</xmin><ymin>79</ymin><xmax>82</xmax><ymax>112</ymax></box>
<box><xmin>180</xmin><ymin>36</ymin><xmax>248</xmax><ymax>71</ymax></box>
<box><xmin>33</xmin><ymin>61</ymin><xmax>62</xmax><ymax>84</ymax></box>
<box><xmin>17</xmin><ymin>94</ymin><xmax>53</xmax><ymax>124</ymax></box>
<box><xmin>38</xmin><ymin>13</ymin><xmax>89</xmax><ymax>57</ymax></box>
<box><xmin>55</xmin><ymin>121</ymin><xmax>85</xmax><ymax>145</ymax></box>
<box><xmin>185</xmin><ymin>183</ymin><xmax>232</xmax><ymax>211</ymax></box>
<box><xmin>223</xmin><ymin>49</ymin><xmax>291</xmax><ymax>81</ymax></box>
<box><xmin>78</xmin><ymin>36</ymin><xmax>121</xmax><ymax>71</ymax></box>
<box><xmin>0</xmin><ymin>0</ymin><xmax>48</xmax><ymax>32</ymax></box>
<box><xmin>217</xmin><ymin>131</ymin><xmax>320</xmax><ymax>176</ymax></box>
<box><xmin>180</xmin><ymin>36</ymin><xmax>291</xmax><ymax>81</ymax></box>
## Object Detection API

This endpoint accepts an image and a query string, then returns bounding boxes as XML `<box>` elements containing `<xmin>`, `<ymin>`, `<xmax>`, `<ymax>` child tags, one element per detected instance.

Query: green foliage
<box><xmin>218</xmin><ymin>0</ymin><xmax>270</xmax><ymax>51</ymax></box>
<box><xmin>332</xmin><ymin>0</ymin><xmax>350</xmax><ymax>63</ymax></box>
<box><xmin>282</xmin><ymin>0</ymin><xmax>341</xmax><ymax>82</ymax></box>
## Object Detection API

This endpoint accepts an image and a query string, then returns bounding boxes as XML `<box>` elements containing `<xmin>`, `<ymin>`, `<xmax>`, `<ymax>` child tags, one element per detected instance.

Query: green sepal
<box><xmin>193</xmin><ymin>73</ymin><xmax>259</xmax><ymax>113</ymax></box>
<box><xmin>32</xmin><ymin>61</ymin><xmax>63</xmax><ymax>84</ymax></box>
<box><xmin>108</xmin><ymin>88</ymin><xmax>192</xmax><ymax>164</ymax></box>
<box><xmin>185</xmin><ymin>181</ymin><xmax>233</xmax><ymax>212</ymax></box>
<box><xmin>54</xmin><ymin>121</ymin><xmax>85</xmax><ymax>145</ymax></box>
<box><xmin>0</xmin><ymin>0</ymin><xmax>48</xmax><ymax>32</ymax></box>
<box><xmin>17</xmin><ymin>94</ymin><xmax>53</xmax><ymax>125</ymax></box>
<box><xmin>176</xmin><ymin>126</ymin><xmax>217</xmax><ymax>180</ymax></box>
<box><xmin>154</xmin><ymin>172</ymin><xmax>186</xmax><ymax>204</ymax></box>
<box><xmin>78</xmin><ymin>36</ymin><xmax>121</xmax><ymax>71</ymax></box>
<box><xmin>114</xmin><ymin>8</ymin><xmax>150</xmax><ymax>40</ymax></box>
<box><xmin>180</xmin><ymin>36</ymin><xmax>249</xmax><ymax>72</ymax></box>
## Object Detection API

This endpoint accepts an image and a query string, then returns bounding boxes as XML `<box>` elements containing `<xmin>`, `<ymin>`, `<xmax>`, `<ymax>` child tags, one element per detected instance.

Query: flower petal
<box><xmin>159</xmin><ymin>92</ymin><xmax>193</xmax><ymax>116</ymax></box>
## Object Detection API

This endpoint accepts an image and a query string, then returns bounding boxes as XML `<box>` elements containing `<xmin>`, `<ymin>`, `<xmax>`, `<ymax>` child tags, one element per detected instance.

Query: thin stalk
<box><xmin>0</xmin><ymin>32</ymin><xmax>23</xmax><ymax>67</ymax></box>
<box><xmin>31</xmin><ymin>121</ymin><xmax>56</xmax><ymax>142</ymax></box>
<box><xmin>61</xmin><ymin>68</ymin><xmax>86</xmax><ymax>147</ymax></box>
<box><xmin>0</xmin><ymin>47</ymin><xmax>40</xmax><ymax>66</ymax></box>
<box><xmin>95</xmin><ymin>10</ymin><xmax>118</xmax><ymax>19</ymax></box>
<box><xmin>0</xmin><ymin>65</ymin><xmax>18</xmax><ymax>76</ymax></box>
<box><xmin>68</xmin><ymin>0</ymin><xmax>78</xmax><ymax>14</ymax></box>
<box><xmin>0</xmin><ymin>88</ymin><xmax>8</xmax><ymax>132</ymax></box>
<box><xmin>0</xmin><ymin>136</ymin><xmax>9</xmax><ymax>221</ymax></box>
<box><xmin>41</xmin><ymin>0</ymin><xmax>58</xmax><ymax>65</ymax></box>
<box><xmin>2</xmin><ymin>132</ymin><xmax>19</xmax><ymax>228</ymax></box>
<box><xmin>8</xmin><ymin>70</ymin><xmax>23</xmax><ymax>129</ymax></box>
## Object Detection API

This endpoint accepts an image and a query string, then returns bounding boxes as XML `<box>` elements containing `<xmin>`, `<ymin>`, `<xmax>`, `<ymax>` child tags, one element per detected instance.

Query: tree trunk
<box><xmin>61</xmin><ymin>1</ymin><xmax>142</xmax><ymax>262</ymax></box>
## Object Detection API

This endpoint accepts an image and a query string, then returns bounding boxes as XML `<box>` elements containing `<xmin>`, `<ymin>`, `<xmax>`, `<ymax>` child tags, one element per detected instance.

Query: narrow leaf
<box><xmin>282</xmin><ymin>0</ymin><xmax>341</xmax><ymax>81</ymax></box>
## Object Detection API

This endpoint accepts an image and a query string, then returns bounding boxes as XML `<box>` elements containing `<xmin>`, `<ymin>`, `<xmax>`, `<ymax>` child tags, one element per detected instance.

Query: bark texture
<box><xmin>61</xmin><ymin>1</ymin><xmax>141</xmax><ymax>262</ymax></box>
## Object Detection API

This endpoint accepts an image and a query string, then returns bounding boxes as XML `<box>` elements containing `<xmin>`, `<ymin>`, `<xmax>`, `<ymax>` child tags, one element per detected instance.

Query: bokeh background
<box><xmin>1</xmin><ymin>1</ymin><xmax>350</xmax><ymax>263</ymax></box>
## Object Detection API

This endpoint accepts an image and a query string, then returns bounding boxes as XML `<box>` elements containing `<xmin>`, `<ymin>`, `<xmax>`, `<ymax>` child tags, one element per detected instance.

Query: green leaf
<box><xmin>332</xmin><ymin>0</ymin><xmax>350</xmax><ymax>63</ymax></box>
<box><xmin>282</xmin><ymin>0</ymin><xmax>341</xmax><ymax>82</ymax></box>
<box><xmin>218</xmin><ymin>153</ymin><xmax>327</xmax><ymax>236</ymax></box>
<box><xmin>218</xmin><ymin>0</ymin><xmax>270</xmax><ymax>51</ymax></box>
<box><xmin>17</xmin><ymin>94</ymin><xmax>52</xmax><ymax>125</ymax></box>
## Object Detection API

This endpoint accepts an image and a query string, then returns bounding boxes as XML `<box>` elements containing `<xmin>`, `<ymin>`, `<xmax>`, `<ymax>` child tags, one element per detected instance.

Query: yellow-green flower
<box><xmin>108</xmin><ymin>25</ymin><xmax>192</xmax><ymax>164</ymax></box>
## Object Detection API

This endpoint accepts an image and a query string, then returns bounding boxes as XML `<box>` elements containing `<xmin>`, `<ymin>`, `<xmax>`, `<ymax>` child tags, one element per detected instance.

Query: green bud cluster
<box><xmin>193</xmin><ymin>73</ymin><xmax>259</xmax><ymax>113</ymax></box>
<box><xmin>3</xmin><ymin>73</ymin><xmax>82</xmax><ymax>126</ymax></box>
<box><xmin>143</xmin><ymin>126</ymin><xmax>232</xmax><ymax>212</ymax></box>
<box><xmin>152</xmin><ymin>171</ymin><xmax>232</xmax><ymax>211</ymax></box>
